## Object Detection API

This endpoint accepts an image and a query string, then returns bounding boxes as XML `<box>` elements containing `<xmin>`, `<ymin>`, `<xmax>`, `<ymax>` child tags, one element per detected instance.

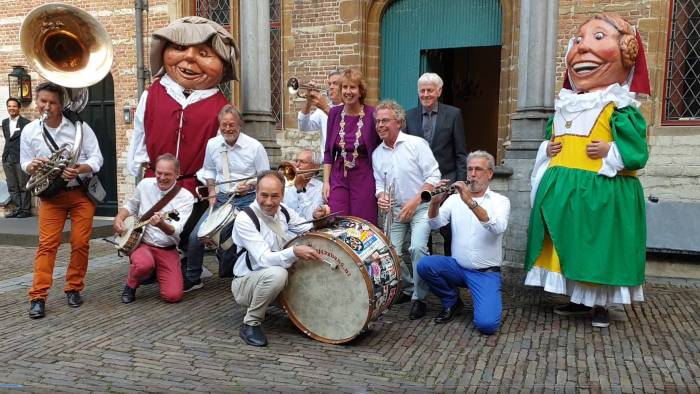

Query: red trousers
<box><xmin>29</xmin><ymin>188</ymin><xmax>95</xmax><ymax>301</ymax></box>
<box><xmin>127</xmin><ymin>243</ymin><xmax>183</xmax><ymax>303</ymax></box>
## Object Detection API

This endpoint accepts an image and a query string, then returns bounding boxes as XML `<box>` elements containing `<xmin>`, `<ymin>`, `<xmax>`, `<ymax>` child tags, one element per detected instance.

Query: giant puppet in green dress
<box><xmin>524</xmin><ymin>14</ymin><xmax>651</xmax><ymax>327</ymax></box>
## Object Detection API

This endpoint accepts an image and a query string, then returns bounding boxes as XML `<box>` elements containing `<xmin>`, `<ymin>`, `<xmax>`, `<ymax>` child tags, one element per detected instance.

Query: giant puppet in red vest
<box><xmin>524</xmin><ymin>14</ymin><xmax>651</xmax><ymax>328</ymax></box>
<box><xmin>126</xmin><ymin>17</ymin><xmax>239</xmax><ymax>194</ymax></box>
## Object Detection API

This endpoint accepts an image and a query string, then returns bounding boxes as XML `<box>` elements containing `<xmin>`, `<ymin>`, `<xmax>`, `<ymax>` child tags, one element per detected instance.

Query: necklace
<box><xmin>338</xmin><ymin>105</ymin><xmax>364</xmax><ymax>177</ymax></box>
<box><xmin>560</xmin><ymin>109</ymin><xmax>585</xmax><ymax>129</ymax></box>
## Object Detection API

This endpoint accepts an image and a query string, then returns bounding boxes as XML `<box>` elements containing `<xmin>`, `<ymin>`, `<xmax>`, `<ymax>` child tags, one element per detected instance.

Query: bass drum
<box><xmin>281</xmin><ymin>216</ymin><xmax>401</xmax><ymax>344</ymax></box>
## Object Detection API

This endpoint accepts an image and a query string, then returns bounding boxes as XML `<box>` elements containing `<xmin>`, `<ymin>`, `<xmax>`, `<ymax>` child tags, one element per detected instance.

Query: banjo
<box><xmin>114</xmin><ymin>210</ymin><xmax>180</xmax><ymax>256</ymax></box>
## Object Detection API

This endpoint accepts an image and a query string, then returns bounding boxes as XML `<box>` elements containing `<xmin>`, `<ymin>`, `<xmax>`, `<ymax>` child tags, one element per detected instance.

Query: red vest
<box><xmin>143</xmin><ymin>79</ymin><xmax>229</xmax><ymax>194</ymax></box>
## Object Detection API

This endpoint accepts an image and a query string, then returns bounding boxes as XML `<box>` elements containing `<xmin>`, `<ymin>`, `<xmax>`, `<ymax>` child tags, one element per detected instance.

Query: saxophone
<box><xmin>26</xmin><ymin>110</ymin><xmax>83</xmax><ymax>197</ymax></box>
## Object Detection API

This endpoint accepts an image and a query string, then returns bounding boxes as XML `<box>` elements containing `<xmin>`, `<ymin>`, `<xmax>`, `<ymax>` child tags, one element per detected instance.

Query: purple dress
<box><xmin>323</xmin><ymin>105</ymin><xmax>379</xmax><ymax>224</ymax></box>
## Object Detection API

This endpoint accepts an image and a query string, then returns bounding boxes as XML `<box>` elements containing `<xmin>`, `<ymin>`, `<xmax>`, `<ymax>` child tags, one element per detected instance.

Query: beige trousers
<box><xmin>231</xmin><ymin>266</ymin><xmax>288</xmax><ymax>326</ymax></box>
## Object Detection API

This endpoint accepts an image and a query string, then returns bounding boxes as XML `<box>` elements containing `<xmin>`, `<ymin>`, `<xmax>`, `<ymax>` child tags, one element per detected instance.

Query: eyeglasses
<box><xmin>375</xmin><ymin>118</ymin><xmax>395</xmax><ymax>125</ymax></box>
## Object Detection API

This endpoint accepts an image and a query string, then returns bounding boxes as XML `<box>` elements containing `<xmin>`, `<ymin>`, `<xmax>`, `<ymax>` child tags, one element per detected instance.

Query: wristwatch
<box><xmin>467</xmin><ymin>199</ymin><xmax>479</xmax><ymax>210</ymax></box>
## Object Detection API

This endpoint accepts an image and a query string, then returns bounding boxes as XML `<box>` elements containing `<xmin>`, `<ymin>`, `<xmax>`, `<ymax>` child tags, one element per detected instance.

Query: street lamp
<box><xmin>8</xmin><ymin>66</ymin><xmax>32</xmax><ymax>104</ymax></box>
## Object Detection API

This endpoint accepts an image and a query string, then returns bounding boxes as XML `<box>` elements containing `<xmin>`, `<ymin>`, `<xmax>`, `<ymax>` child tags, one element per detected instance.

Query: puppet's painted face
<box><xmin>566</xmin><ymin>19</ymin><xmax>630</xmax><ymax>92</ymax></box>
<box><xmin>163</xmin><ymin>42</ymin><xmax>224</xmax><ymax>90</ymax></box>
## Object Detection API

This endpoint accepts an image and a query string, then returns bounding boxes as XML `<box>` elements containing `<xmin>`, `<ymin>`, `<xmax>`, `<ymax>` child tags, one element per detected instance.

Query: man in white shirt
<box><xmin>372</xmin><ymin>100</ymin><xmax>441</xmax><ymax>320</ymax></box>
<box><xmin>184</xmin><ymin>105</ymin><xmax>270</xmax><ymax>291</ymax></box>
<box><xmin>282</xmin><ymin>149</ymin><xmax>325</xmax><ymax>220</ymax></box>
<box><xmin>231</xmin><ymin>171</ymin><xmax>322</xmax><ymax>347</ymax></box>
<box><xmin>417</xmin><ymin>151</ymin><xmax>510</xmax><ymax>335</ymax></box>
<box><xmin>21</xmin><ymin>82</ymin><xmax>104</xmax><ymax>319</ymax></box>
<box><xmin>115</xmin><ymin>154</ymin><xmax>194</xmax><ymax>304</ymax></box>
<box><xmin>297</xmin><ymin>68</ymin><xmax>343</xmax><ymax>162</ymax></box>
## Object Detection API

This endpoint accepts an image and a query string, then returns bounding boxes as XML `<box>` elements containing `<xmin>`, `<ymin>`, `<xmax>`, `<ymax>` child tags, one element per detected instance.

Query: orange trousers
<box><xmin>29</xmin><ymin>188</ymin><xmax>95</xmax><ymax>301</ymax></box>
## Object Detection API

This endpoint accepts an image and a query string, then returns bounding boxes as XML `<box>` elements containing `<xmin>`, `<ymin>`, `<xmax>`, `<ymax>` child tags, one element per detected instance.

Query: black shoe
<box><xmin>29</xmin><ymin>299</ymin><xmax>45</xmax><ymax>319</ymax></box>
<box><xmin>5</xmin><ymin>210</ymin><xmax>18</xmax><ymax>218</ymax></box>
<box><xmin>121</xmin><ymin>285</ymin><xmax>136</xmax><ymax>304</ymax></box>
<box><xmin>183</xmin><ymin>279</ymin><xmax>204</xmax><ymax>293</ymax></box>
<box><xmin>591</xmin><ymin>306</ymin><xmax>610</xmax><ymax>328</ymax></box>
<box><xmin>15</xmin><ymin>211</ymin><xmax>31</xmax><ymax>218</ymax></box>
<box><xmin>409</xmin><ymin>300</ymin><xmax>427</xmax><ymax>320</ymax></box>
<box><xmin>434</xmin><ymin>298</ymin><xmax>464</xmax><ymax>324</ymax></box>
<box><xmin>239</xmin><ymin>323</ymin><xmax>268</xmax><ymax>347</ymax></box>
<box><xmin>553</xmin><ymin>302</ymin><xmax>592</xmax><ymax>316</ymax></box>
<box><xmin>393</xmin><ymin>292</ymin><xmax>411</xmax><ymax>305</ymax></box>
<box><xmin>66</xmin><ymin>291</ymin><xmax>83</xmax><ymax>307</ymax></box>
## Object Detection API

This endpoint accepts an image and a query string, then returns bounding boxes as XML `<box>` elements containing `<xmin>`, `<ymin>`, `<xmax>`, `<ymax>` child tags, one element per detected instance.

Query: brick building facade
<box><xmin>1</xmin><ymin>0</ymin><xmax>697</xmax><ymax>265</ymax></box>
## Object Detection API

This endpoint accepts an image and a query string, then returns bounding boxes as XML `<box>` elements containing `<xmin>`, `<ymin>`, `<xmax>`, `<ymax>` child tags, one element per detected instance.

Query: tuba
<box><xmin>20</xmin><ymin>3</ymin><xmax>113</xmax><ymax>197</ymax></box>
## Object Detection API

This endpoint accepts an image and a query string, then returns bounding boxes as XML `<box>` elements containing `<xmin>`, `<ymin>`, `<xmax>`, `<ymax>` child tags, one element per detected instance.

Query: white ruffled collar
<box><xmin>555</xmin><ymin>83</ymin><xmax>640</xmax><ymax>113</ymax></box>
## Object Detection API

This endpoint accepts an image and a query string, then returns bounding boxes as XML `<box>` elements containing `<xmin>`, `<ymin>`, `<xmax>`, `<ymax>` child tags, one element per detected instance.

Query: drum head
<box><xmin>197</xmin><ymin>204</ymin><xmax>234</xmax><ymax>238</ymax></box>
<box><xmin>282</xmin><ymin>234</ymin><xmax>371</xmax><ymax>344</ymax></box>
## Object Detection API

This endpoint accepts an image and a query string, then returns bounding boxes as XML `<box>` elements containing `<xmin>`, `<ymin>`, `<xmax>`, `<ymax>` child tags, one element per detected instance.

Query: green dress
<box><xmin>525</xmin><ymin>103</ymin><xmax>648</xmax><ymax>288</ymax></box>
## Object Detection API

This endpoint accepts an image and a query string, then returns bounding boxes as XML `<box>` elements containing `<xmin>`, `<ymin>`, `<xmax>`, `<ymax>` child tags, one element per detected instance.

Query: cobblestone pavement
<box><xmin>0</xmin><ymin>241</ymin><xmax>698</xmax><ymax>393</ymax></box>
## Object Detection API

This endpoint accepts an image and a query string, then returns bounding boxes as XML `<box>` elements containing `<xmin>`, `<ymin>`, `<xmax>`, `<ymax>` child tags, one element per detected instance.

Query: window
<box><xmin>194</xmin><ymin>0</ymin><xmax>233</xmax><ymax>100</ymax></box>
<box><xmin>270</xmin><ymin>0</ymin><xmax>282</xmax><ymax>128</ymax></box>
<box><xmin>664</xmin><ymin>0</ymin><xmax>700</xmax><ymax>124</ymax></box>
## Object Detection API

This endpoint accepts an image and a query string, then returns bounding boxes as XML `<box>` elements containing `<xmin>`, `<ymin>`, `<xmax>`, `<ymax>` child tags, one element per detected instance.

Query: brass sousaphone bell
<box><xmin>20</xmin><ymin>3</ymin><xmax>114</xmax><ymax>196</ymax></box>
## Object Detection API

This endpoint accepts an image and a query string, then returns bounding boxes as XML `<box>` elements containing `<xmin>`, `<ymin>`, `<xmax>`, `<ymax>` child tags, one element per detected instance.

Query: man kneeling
<box><xmin>417</xmin><ymin>151</ymin><xmax>510</xmax><ymax>335</ymax></box>
<box><xmin>114</xmin><ymin>154</ymin><xmax>194</xmax><ymax>303</ymax></box>
<box><xmin>231</xmin><ymin>170</ymin><xmax>322</xmax><ymax>347</ymax></box>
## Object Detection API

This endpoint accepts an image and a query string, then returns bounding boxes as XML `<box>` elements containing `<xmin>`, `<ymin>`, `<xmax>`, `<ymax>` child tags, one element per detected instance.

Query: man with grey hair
<box><xmin>282</xmin><ymin>148</ymin><xmax>327</xmax><ymax>220</ymax></box>
<box><xmin>184</xmin><ymin>104</ymin><xmax>269</xmax><ymax>291</ymax></box>
<box><xmin>405</xmin><ymin>72</ymin><xmax>468</xmax><ymax>256</ymax></box>
<box><xmin>297</xmin><ymin>68</ymin><xmax>344</xmax><ymax>163</ymax></box>
<box><xmin>417</xmin><ymin>150</ymin><xmax>510</xmax><ymax>335</ymax></box>
<box><xmin>373</xmin><ymin>100</ymin><xmax>441</xmax><ymax>320</ymax></box>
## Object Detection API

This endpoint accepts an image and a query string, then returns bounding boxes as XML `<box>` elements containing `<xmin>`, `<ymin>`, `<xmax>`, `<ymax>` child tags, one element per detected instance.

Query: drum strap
<box><xmin>139</xmin><ymin>185</ymin><xmax>182</xmax><ymax>222</ymax></box>
<box><xmin>236</xmin><ymin>206</ymin><xmax>291</xmax><ymax>271</ymax></box>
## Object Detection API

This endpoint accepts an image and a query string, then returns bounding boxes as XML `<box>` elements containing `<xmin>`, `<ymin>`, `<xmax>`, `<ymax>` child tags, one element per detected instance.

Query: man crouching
<box><xmin>231</xmin><ymin>170</ymin><xmax>322</xmax><ymax>347</ymax></box>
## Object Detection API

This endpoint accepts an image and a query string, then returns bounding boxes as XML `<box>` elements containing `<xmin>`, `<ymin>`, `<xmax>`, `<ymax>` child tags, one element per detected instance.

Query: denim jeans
<box><xmin>389</xmin><ymin>202</ymin><xmax>431</xmax><ymax>301</ymax></box>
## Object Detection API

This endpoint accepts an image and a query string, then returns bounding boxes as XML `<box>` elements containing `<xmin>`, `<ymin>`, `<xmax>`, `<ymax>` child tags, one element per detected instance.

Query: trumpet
<box><xmin>278</xmin><ymin>161</ymin><xmax>322</xmax><ymax>184</ymax></box>
<box><xmin>287</xmin><ymin>77</ymin><xmax>321</xmax><ymax>99</ymax></box>
<box><xmin>420</xmin><ymin>181</ymin><xmax>471</xmax><ymax>203</ymax></box>
<box><xmin>382</xmin><ymin>172</ymin><xmax>396</xmax><ymax>234</ymax></box>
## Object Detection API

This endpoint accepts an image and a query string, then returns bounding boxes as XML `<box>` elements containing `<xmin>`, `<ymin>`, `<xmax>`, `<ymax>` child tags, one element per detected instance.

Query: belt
<box><xmin>142</xmin><ymin>242</ymin><xmax>177</xmax><ymax>250</ymax></box>
<box><xmin>64</xmin><ymin>185</ymin><xmax>84</xmax><ymax>191</ymax></box>
<box><xmin>476</xmin><ymin>266</ymin><xmax>501</xmax><ymax>273</ymax></box>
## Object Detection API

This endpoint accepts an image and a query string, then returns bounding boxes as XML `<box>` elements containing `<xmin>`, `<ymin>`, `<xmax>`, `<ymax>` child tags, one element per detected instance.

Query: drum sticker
<box><xmin>340</xmin><ymin>234</ymin><xmax>363</xmax><ymax>252</ymax></box>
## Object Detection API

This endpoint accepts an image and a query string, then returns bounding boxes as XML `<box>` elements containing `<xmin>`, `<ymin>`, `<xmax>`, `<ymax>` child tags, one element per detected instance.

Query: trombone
<box><xmin>287</xmin><ymin>77</ymin><xmax>321</xmax><ymax>99</ymax></box>
<box><xmin>278</xmin><ymin>161</ymin><xmax>322</xmax><ymax>185</ymax></box>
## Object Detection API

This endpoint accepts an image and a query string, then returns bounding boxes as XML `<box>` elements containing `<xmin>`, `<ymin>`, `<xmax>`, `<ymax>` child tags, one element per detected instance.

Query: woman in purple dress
<box><xmin>322</xmin><ymin>68</ymin><xmax>379</xmax><ymax>224</ymax></box>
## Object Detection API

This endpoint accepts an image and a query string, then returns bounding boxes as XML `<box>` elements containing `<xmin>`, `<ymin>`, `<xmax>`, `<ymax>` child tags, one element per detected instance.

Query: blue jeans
<box><xmin>390</xmin><ymin>202</ymin><xmax>431</xmax><ymax>301</ymax></box>
<box><xmin>185</xmin><ymin>192</ymin><xmax>255</xmax><ymax>282</ymax></box>
<box><xmin>417</xmin><ymin>256</ymin><xmax>502</xmax><ymax>335</ymax></box>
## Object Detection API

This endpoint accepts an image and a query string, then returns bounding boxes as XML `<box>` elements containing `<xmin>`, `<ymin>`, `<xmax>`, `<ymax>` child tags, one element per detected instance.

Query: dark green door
<box><xmin>380</xmin><ymin>0</ymin><xmax>502</xmax><ymax>108</ymax></box>
<box><xmin>80</xmin><ymin>73</ymin><xmax>117</xmax><ymax>216</ymax></box>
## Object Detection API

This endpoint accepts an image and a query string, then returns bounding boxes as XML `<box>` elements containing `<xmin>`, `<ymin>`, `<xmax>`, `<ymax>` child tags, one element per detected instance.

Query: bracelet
<box><xmin>468</xmin><ymin>200</ymin><xmax>479</xmax><ymax>210</ymax></box>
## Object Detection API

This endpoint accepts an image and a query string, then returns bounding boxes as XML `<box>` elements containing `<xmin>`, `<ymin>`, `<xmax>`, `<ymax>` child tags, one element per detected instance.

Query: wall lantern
<box><xmin>8</xmin><ymin>66</ymin><xmax>32</xmax><ymax>104</ymax></box>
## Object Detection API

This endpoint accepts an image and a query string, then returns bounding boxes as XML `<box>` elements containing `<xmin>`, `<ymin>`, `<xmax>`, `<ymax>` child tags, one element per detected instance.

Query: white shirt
<box><xmin>297</xmin><ymin>103</ymin><xmax>340</xmax><ymax>163</ymax></box>
<box><xmin>126</xmin><ymin>74</ymin><xmax>221</xmax><ymax>176</ymax></box>
<box><xmin>231</xmin><ymin>201</ymin><xmax>312</xmax><ymax>277</ymax></box>
<box><xmin>373</xmin><ymin>131</ymin><xmax>441</xmax><ymax>205</ymax></box>
<box><xmin>430</xmin><ymin>188</ymin><xmax>510</xmax><ymax>270</ymax></box>
<box><xmin>196</xmin><ymin>133</ymin><xmax>270</xmax><ymax>193</ymax></box>
<box><xmin>9</xmin><ymin>116</ymin><xmax>19</xmax><ymax>137</ymax></box>
<box><xmin>283</xmin><ymin>177</ymin><xmax>323</xmax><ymax>220</ymax></box>
<box><xmin>20</xmin><ymin>117</ymin><xmax>103</xmax><ymax>187</ymax></box>
<box><xmin>123</xmin><ymin>178</ymin><xmax>195</xmax><ymax>247</ymax></box>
